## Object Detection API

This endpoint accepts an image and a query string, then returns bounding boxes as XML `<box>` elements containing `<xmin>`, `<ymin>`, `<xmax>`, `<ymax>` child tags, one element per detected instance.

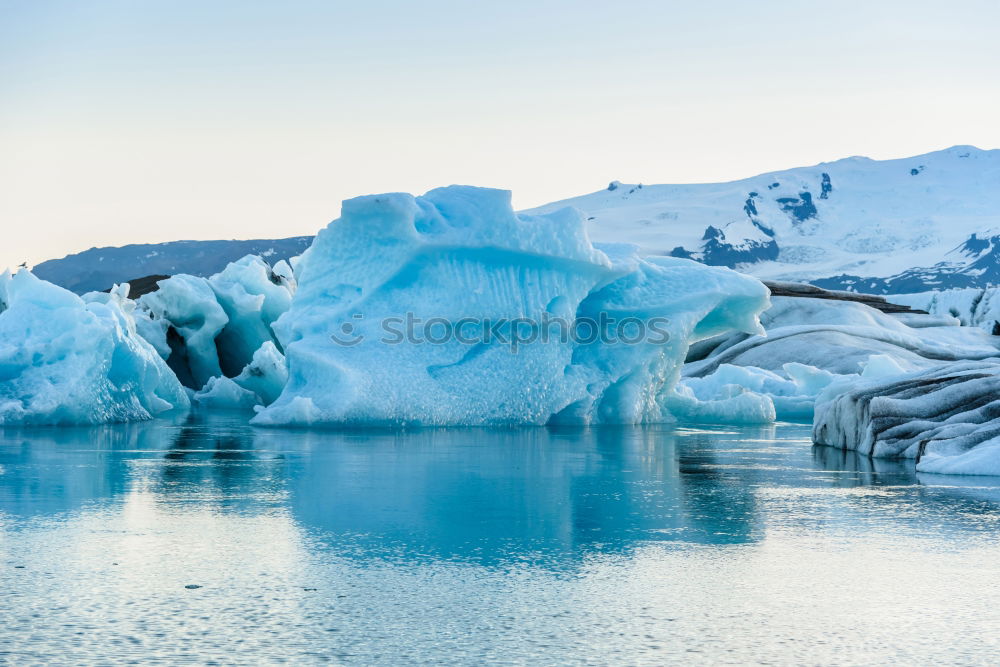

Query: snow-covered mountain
<box><xmin>527</xmin><ymin>145</ymin><xmax>1000</xmax><ymax>293</ymax></box>
<box><xmin>30</xmin><ymin>145</ymin><xmax>1000</xmax><ymax>295</ymax></box>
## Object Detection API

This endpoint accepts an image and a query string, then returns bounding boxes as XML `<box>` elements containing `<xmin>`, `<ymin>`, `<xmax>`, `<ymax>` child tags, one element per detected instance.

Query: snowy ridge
<box><xmin>526</xmin><ymin>145</ymin><xmax>1000</xmax><ymax>291</ymax></box>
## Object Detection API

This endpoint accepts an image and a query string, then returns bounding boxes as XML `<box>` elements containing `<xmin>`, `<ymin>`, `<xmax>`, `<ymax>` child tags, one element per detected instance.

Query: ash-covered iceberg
<box><xmin>252</xmin><ymin>186</ymin><xmax>769</xmax><ymax>426</ymax></box>
<box><xmin>813</xmin><ymin>361</ymin><xmax>1000</xmax><ymax>476</ymax></box>
<box><xmin>0</xmin><ymin>271</ymin><xmax>189</xmax><ymax>425</ymax></box>
<box><xmin>677</xmin><ymin>294</ymin><xmax>1000</xmax><ymax>423</ymax></box>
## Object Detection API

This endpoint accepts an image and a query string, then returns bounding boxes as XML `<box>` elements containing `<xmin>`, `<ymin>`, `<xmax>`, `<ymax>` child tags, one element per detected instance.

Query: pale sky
<box><xmin>2</xmin><ymin>0</ymin><xmax>999</xmax><ymax>269</ymax></box>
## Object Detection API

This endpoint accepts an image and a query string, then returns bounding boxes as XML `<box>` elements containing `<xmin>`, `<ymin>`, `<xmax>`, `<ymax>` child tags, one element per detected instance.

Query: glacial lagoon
<box><xmin>3</xmin><ymin>413</ymin><xmax>1000</xmax><ymax>665</ymax></box>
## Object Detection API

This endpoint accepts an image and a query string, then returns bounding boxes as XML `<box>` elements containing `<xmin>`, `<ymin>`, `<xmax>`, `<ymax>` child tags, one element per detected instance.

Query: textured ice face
<box><xmin>252</xmin><ymin>186</ymin><xmax>770</xmax><ymax>426</ymax></box>
<box><xmin>137</xmin><ymin>274</ymin><xmax>228</xmax><ymax>388</ymax></box>
<box><xmin>894</xmin><ymin>287</ymin><xmax>1000</xmax><ymax>334</ymax></box>
<box><xmin>193</xmin><ymin>341</ymin><xmax>288</xmax><ymax>408</ymax></box>
<box><xmin>135</xmin><ymin>256</ymin><xmax>295</xmax><ymax>390</ymax></box>
<box><xmin>209</xmin><ymin>255</ymin><xmax>294</xmax><ymax>376</ymax></box>
<box><xmin>0</xmin><ymin>271</ymin><xmax>189</xmax><ymax>425</ymax></box>
<box><xmin>812</xmin><ymin>361</ymin><xmax>1000</xmax><ymax>476</ymax></box>
<box><xmin>674</xmin><ymin>294</ymin><xmax>1000</xmax><ymax>425</ymax></box>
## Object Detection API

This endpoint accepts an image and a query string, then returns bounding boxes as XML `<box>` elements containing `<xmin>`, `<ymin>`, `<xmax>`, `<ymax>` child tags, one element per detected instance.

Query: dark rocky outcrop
<box><xmin>762</xmin><ymin>281</ymin><xmax>926</xmax><ymax>314</ymax></box>
<box><xmin>103</xmin><ymin>274</ymin><xmax>169</xmax><ymax>298</ymax></box>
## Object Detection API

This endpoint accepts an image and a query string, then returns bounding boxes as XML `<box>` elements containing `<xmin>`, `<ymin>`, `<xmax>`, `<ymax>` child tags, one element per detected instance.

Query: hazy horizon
<box><xmin>3</xmin><ymin>0</ymin><xmax>999</xmax><ymax>269</ymax></box>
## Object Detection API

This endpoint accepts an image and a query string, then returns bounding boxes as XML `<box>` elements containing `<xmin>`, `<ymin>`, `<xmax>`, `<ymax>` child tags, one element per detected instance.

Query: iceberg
<box><xmin>813</xmin><ymin>361</ymin><xmax>1000</xmax><ymax>476</ymax></box>
<box><xmin>670</xmin><ymin>362</ymin><xmax>841</xmax><ymax>423</ymax></box>
<box><xmin>252</xmin><ymin>186</ymin><xmax>770</xmax><ymax>426</ymax></box>
<box><xmin>193</xmin><ymin>375</ymin><xmax>260</xmax><ymax>409</ymax></box>
<box><xmin>678</xmin><ymin>294</ymin><xmax>1000</xmax><ymax>422</ymax></box>
<box><xmin>0</xmin><ymin>271</ymin><xmax>189</xmax><ymax>425</ymax></box>
<box><xmin>688</xmin><ymin>296</ymin><xmax>998</xmax><ymax>377</ymax></box>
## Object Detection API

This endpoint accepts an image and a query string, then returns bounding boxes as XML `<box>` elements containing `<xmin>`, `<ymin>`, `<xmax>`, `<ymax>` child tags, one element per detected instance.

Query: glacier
<box><xmin>252</xmin><ymin>186</ymin><xmax>770</xmax><ymax>427</ymax></box>
<box><xmin>0</xmin><ymin>271</ymin><xmax>188</xmax><ymax>425</ymax></box>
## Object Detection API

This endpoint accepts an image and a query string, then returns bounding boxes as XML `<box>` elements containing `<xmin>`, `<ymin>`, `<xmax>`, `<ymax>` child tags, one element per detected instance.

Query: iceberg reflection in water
<box><xmin>3</xmin><ymin>413</ymin><xmax>1000</xmax><ymax>664</ymax></box>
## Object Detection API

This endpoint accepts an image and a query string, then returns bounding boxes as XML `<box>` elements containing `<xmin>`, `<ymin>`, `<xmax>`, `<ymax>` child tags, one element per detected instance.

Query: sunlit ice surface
<box><xmin>2</xmin><ymin>413</ymin><xmax>1000</xmax><ymax>664</ymax></box>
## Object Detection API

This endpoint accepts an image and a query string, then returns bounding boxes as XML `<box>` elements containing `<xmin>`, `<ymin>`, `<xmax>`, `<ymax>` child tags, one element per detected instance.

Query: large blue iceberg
<box><xmin>252</xmin><ymin>186</ymin><xmax>769</xmax><ymax>426</ymax></box>
<box><xmin>0</xmin><ymin>271</ymin><xmax>188</xmax><ymax>424</ymax></box>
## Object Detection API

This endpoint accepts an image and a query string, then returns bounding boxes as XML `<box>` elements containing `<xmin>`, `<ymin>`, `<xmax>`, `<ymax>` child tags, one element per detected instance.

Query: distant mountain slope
<box><xmin>526</xmin><ymin>145</ymin><xmax>1000</xmax><ymax>293</ymax></box>
<box><xmin>33</xmin><ymin>237</ymin><xmax>313</xmax><ymax>294</ymax></box>
<box><xmin>811</xmin><ymin>232</ymin><xmax>1000</xmax><ymax>293</ymax></box>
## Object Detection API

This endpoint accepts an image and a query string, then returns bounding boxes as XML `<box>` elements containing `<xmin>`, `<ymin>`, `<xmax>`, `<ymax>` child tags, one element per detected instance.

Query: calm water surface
<box><xmin>2</xmin><ymin>412</ymin><xmax>1000</xmax><ymax>665</ymax></box>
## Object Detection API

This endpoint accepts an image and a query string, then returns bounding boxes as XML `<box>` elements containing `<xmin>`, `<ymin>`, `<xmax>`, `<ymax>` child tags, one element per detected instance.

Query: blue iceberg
<box><xmin>0</xmin><ymin>271</ymin><xmax>188</xmax><ymax>424</ymax></box>
<box><xmin>252</xmin><ymin>186</ymin><xmax>769</xmax><ymax>426</ymax></box>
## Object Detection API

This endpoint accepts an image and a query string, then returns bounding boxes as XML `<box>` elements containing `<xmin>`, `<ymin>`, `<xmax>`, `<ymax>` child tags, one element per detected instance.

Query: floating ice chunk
<box><xmin>813</xmin><ymin>361</ymin><xmax>1000</xmax><ymax>475</ymax></box>
<box><xmin>0</xmin><ymin>270</ymin><xmax>188</xmax><ymax>425</ymax></box>
<box><xmin>673</xmin><ymin>361</ymin><xmax>844</xmax><ymax>422</ymax></box>
<box><xmin>665</xmin><ymin>380</ymin><xmax>776</xmax><ymax>425</ymax></box>
<box><xmin>193</xmin><ymin>342</ymin><xmax>288</xmax><ymax>408</ymax></box>
<box><xmin>253</xmin><ymin>186</ymin><xmax>769</xmax><ymax>426</ymax></box>
<box><xmin>232</xmin><ymin>341</ymin><xmax>287</xmax><ymax>405</ymax></box>
<box><xmin>194</xmin><ymin>376</ymin><xmax>259</xmax><ymax>409</ymax></box>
